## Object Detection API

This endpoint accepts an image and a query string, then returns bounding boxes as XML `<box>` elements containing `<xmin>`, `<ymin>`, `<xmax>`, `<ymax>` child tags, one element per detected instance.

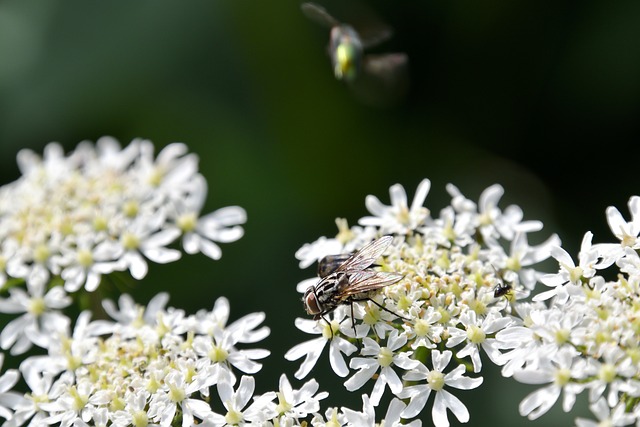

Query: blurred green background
<box><xmin>1</xmin><ymin>0</ymin><xmax>639</xmax><ymax>425</ymax></box>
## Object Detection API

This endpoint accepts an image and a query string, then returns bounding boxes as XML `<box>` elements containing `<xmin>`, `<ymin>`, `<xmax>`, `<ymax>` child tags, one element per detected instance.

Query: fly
<box><xmin>303</xmin><ymin>235</ymin><xmax>404</xmax><ymax>330</ymax></box>
<box><xmin>317</xmin><ymin>249</ymin><xmax>383</xmax><ymax>279</ymax></box>
<box><xmin>493</xmin><ymin>280</ymin><xmax>514</xmax><ymax>300</ymax></box>
<box><xmin>491</xmin><ymin>265</ymin><xmax>514</xmax><ymax>300</ymax></box>
<box><xmin>301</xmin><ymin>2</ymin><xmax>409</xmax><ymax>107</ymax></box>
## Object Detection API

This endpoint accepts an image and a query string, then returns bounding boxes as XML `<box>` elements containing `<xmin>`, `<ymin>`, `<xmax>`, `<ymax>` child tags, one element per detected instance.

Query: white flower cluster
<box><xmin>290</xmin><ymin>179</ymin><xmax>560</xmax><ymax>427</ymax></box>
<box><xmin>2</xmin><ymin>293</ymin><xmax>328</xmax><ymax>427</ymax></box>
<box><xmin>498</xmin><ymin>196</ymin><xmax>640</xmax><ymax>426</ymax></box>
<box><xmin>0</xmin><ymin>137</ymin><xmax>246</xmax><ymax>293</ymax></box>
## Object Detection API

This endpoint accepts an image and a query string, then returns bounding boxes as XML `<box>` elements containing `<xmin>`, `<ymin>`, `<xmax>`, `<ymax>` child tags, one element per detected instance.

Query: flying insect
<box><xmin>300</xmin><ymin>2</ymin><xmax>409</xmax><ymax>107</ymax></box>
<box><xmin>303</xmin><ymin>235</ymin><xmax>403</xmax><ymax>321</ymax></box>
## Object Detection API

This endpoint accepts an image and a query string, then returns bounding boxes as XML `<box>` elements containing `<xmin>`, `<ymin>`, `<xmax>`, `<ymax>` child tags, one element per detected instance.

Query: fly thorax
<box><xmin>316</xmin><ymin>272</ymin><xmax>346</xmax><ymax>305</ymax></box>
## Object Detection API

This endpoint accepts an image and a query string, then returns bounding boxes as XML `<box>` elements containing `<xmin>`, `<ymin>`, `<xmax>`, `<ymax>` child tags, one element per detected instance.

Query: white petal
<box><xmin>518</xmin><ymin>385</ymin><xmax>560</xmax><ymax>420</ymax></box>
<box><xmin>142</xmin><ymin>247</ymin><xmax>181</xmax><ymax>264</ymax></box>
<box><xmin>344</xmin><ymin>365</ymin><xmax>377</xmax><ymax>391</ymax></box>
<box><xmin>198</xmin><ymin>239</ymin><xmax>222</xmax><ymax>260</ymax></box>
<box><xmin>329</xmin><ymin>341</ymin><xmax>350</xmax><ymax>377</ymax></box>
<box><xmin>439</xmin><ymin>390</ymin><xmax>470</xmax><ymax>424</ymax></box>
<box><xmin>410</xmin><ymin>179</ymin><xmax>431</xmax><ymax>213</ymax></box>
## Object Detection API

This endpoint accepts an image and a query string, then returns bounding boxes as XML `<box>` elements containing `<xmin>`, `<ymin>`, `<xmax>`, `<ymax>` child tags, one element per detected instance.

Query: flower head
<box><xmin>292</xmin><ymin>181</ymin><xmax>558</xmax><ymax>426</ymax></box>
<box><xmin>5</xmin><ymin>294</ymin><xmax>269</xmax><ymax>427</ymax></box>
<box><xmin>0</xmin><ymin>137</ymin><xmax>246</xmax><ymax>294</ymax></box>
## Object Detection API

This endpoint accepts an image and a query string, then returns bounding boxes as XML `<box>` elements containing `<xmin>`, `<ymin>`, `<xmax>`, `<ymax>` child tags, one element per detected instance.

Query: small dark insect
<box><xmin>303</xmin><ymin>235</ymin><xmax>404</xmax><ymax>327</ymax></box>
<box><xmin>300</xmin><ymin>2</ymin><xmax>409</xmax><ymax>107</ymax></box>
<box><xmin>493</xmin><ymin>281</ymin><xmax>513</xmax><ymax>299</ymax></box>
<box><xmin>491</xmin><ymin>265</ymin><xmax>514</xmax><ymax>300</ymax></box>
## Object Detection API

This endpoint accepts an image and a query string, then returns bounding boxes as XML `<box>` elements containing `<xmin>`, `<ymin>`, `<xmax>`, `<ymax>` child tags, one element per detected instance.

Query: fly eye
<box><xmin>303</xmin><ymin>289</ymin><xmax>321</xmax><ymax>315</ymax></box>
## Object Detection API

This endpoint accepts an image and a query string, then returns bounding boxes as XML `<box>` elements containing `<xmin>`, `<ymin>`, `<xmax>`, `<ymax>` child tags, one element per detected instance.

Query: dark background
<box><xmin>1</xmin><ymin>0</ymin><xmax>639</xmax><ymax>425</ymax></box>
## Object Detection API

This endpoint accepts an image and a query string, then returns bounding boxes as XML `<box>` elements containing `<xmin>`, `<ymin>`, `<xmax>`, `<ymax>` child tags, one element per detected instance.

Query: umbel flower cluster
<box><xmin>3</xmin><ymin>293</ymin><xmax>328</xmax><ymax>427</ymax></box>
<box><xmin>0</xmin><ymin>139</ymin><xmax>639</xmax><ymax>426</ymax></box>
<box><xmin>499</xmin><ymin>197</ymin><xmax>640</xmax><ymax>426</ymax></box>
<box><xmin>0</xmin><ymin>137</ymin><xmax>246</xmax><ymax>293</ymax></box>
<box><xmin>291</xmin><ymin>180</ymin><xmax>640</xmax><ymax>426</ymax></box>
<box><xmin>289</xmin><ymin>179</ymin><xmax>560</xmax><ymax>426</ymax></box>
<box><xmin>0</xmin><ymin>138</ymin><xmax>246</xmax><ymax>355</ymax></box>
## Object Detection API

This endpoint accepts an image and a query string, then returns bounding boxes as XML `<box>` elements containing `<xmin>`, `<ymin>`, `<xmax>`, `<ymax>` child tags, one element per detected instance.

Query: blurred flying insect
<box><xmin>300</xmin><ymin>2</ymin><xmax>409</xmax><ymax>107</ymax></box>
<box><xmin>303</xmin><ymin>235</ymin><xmax>405</xmax><ymax>334</ymax></box>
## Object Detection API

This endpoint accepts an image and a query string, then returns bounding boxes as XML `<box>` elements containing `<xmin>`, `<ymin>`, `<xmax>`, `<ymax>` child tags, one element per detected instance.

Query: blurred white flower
<box><xmin>0</xmin><ymin>137</ymin><xmax>246</xmax><ymax>294</ymax></box>
<box><xmin>0</xmin><ymin>278</ymin><xmax>71</xmax><ymax>355</ymax></box>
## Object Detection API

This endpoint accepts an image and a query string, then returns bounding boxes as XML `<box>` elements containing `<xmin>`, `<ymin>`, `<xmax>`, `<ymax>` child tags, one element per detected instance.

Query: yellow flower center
<box><xmin>377</xmin><ymin>347</ymin><xmax>394</xmax><ymax>367</ymax></box>
<box><xmin>427</xmin><ymin>370</ymin><xmax>445</xmax><ymax>391</ymax></box>
<box><xmin>177</xmin><ymin>213</ymin><xmax>198</xmax><ymax>233</ymax></box>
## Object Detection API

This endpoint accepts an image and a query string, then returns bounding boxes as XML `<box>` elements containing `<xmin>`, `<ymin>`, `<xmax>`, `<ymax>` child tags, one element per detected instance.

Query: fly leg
<box><xmin>350</xmin><ymin>296</ymin><xmax>410</xmax><ymax>321</ymax></box>
<box><xmin>315</xmin><ymin>312</ymin><xmax>335</xmax><ymax>339</ymax></box>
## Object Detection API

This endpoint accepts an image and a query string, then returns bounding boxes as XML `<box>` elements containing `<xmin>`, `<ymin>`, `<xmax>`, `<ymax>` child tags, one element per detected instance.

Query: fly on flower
<box><xmin>303</xmin><ymin>235</ymin><xmax>404</xmax><ymax>324</ymax></box>
<box><xmin>301</xmin><ymin>2</ymin><xmax>409</xmax><ymax>107</ymax></box>
<box><xmin>491</xmin><ymin>266</ymin><xmax>515</xmax><ymax>301</ymax></box>
<box><xmin>493</xmin><ymin>281</ymin><xmax>513</xmax><ymax>299</ymax></box>
<box><xmin>317</xmin><ymin>253</ymin><xmax>357</xmax><ymax>278</ymax></box>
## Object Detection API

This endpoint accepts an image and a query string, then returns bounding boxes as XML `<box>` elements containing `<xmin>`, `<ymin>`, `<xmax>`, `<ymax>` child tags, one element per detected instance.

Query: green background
<box><xmin>1</xmin><ymin>0</ymin><xmax>639</xmax><ymax>425</ymax></box>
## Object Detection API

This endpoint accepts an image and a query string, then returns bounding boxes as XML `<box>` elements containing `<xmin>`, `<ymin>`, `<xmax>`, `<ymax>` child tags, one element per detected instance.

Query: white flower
<box><xmin>344</xmin><ymin>330</ymin><xmax>418</xmax><ymax>405</ymax></box>
<box><xmin>273</xmin><ymin>374</ymin><xmax>328</xmax><ymax>420</ymax></box>
<box><xmin>102</xmin><ymin>292</ymin><xmax>170</xmax><ymax>326</ymax></box>
<box><xmin>208</xmin><ymin>375</ymin><xmax>277</xmax><ymax>426</ymax></box>
<box><xmin>310</xmin><ymin>406</ymin><xmax>346</xmax><ymax>427</ymax></box>
<box><xmin>359</xmin><ymin>179</ymin><xmax>431</xmax><ymax>234</ymax></box>
<box><xmin>536</xmin><ymin>232</ymin><xmax>601</xmax><ymax>302</ymax></box>
<box><xmin>514</xmin><ymin>348</ymin><xmax>586</xmax><ymax>420</ymax></box>
<box><xmin>489</xmin><ymin>231</ymin><xmax>560</xmax><ymax>291</ymax></box>
<box><xmin>179</xmin><ymin>205</ymin><xmax>247</xmax><ymax>260</ymax></box>
<box><xmin>192</xmin><ymin>326</ymin><xmax>270</xmax><ymax>379</ymax></box>
<box><xmin>605</xmin><ymin>196</ymin><xmax>640</xmax><ymax>251</ymax></box>
<box><xmin>583</xmin><ymin>344</ymin><xmax>636</xmax><ymax>408</ymax></box>
<box><xmin>340</xmin><ymin>394</ymin><xmax>375</xmax><ymax>427</ymax></box>
<box><xmin>164</xmin><ymin>173</ymin><xmax>246</xmax><ymax>260</ymax></box>
<box><xmin>0</xmin><ymin>353</ymin><xmax>23</xmax><ymax>422</ymax></box>
<box><xmin>295</xmin><ymin>219</ymin><xmax>377</xmax><ymax>270</ymax></box>
<box><xmin>0</xmin><ymin>278</ymin><xmax>71</xmax><ymax>354</ymax></box>
<box><xmin>115</xmin><ymin>216</ymin><xmax>182</xmax><ymax>280</ymax></box>
<box><xmin>446</xmin><ymin>310</ymin><xmax>512</xmax><ymax>372</ymax></box>
<box><xmin>575</xmin><ymin>398</ymin><xmax>637</xmax><ymax>427</ymax></box>
<box><xmin>285</xmin><ymin>309</ymin><xmax>358</xmax><ymax>379</ymax></box>
<box><xmin>341</xmin><ymin>394</ymin><xmax>421</xmax><ymax>427</ymax></box>
<box><xmin>400</xmin><ymin>350</ymin><xmax>482</xmax><ymax>426</ymax></box>
<box><xmin>59</xmin><ymin>237</ymin><xmax>122</xmax><ymax>293</ymax></box>
<box><xmin>148</xmin><ymin>370</ymin><xmax>215</xmax><ymax>427</ymax></box>
<box><xmin>446</xmin><ymin>183</ymin><xmax>543</xmax><ymax>243</ymax></box>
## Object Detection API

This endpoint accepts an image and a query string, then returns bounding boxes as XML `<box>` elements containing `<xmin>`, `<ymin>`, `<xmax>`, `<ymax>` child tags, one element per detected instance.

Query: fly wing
<box><xmin>301</xmin><ymin>2</ymin><xmax>341</xmax><ymax>29</ymax></box>
<box><xmin>341</xmin><ymin>270</ymin><xmax>404</xmax><ymax>296</ymax></box>
<box><xmin>347</xmin><ymin>53</ymin><xmax>409</xmax><ymax>108</ymax></box>
<box><xmin>357</xmin><ymin>26</ymin><xmax>393</xmax><ymax>50</ymax></box>
<box><xmin>335</xmin><ymin>235</ymin><xmax>394</xmax><ymax>273</ymax></box>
